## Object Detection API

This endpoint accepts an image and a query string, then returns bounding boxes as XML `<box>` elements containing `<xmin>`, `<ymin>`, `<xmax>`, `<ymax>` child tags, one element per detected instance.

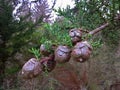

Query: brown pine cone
<box><xmin>22</xmin><ymin>58</ymin><xmax>42</xmax><ymax>79</ymax></box>
<box><xmin>71</xmin><ymin>41</ymin><xmax>92</xmax><ymax>62</ymax></box>
<box><xmin>54</xmin><ymin>45</ymin><xmax>71</xmax><ymax>63</ymax></box>
<box><xmin>69</xmin><ymin>29</ymin><xmax>82</xmax><ymax>45</ymax></box>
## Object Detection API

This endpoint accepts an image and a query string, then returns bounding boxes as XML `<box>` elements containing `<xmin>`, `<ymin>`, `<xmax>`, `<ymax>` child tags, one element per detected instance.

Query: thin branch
<box><xmin>89</xmin><ymin>23</ymin><xmax>109</xmax><ymax>35</ymax></box>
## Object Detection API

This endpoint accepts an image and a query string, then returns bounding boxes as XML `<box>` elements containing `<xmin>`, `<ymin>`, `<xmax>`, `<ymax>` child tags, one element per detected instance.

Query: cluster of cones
<box><xmin>21</xmin><ymin>29</ymin><xmax>92</xmax><ymax>79</ymax></box>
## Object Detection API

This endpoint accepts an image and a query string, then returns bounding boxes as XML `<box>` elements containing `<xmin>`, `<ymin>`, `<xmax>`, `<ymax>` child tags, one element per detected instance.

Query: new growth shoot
<box><xmin>29</xmin><ymin>48</ymin><xmax>41</xmax><ymax>60</ymax></box>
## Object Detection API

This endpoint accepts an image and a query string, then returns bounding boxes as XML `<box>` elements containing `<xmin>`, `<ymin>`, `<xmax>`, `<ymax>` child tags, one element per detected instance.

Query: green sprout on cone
<box><xmin>29</xmin><ymin>48</ymin><xmax>41</xmax><ymax>60</ymax></box>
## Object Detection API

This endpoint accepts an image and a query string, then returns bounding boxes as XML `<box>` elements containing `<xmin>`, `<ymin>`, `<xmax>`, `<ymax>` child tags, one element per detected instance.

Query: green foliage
<box><xmin>102</xmin><ymin>26</ymin><xmax>120</xmax><ymax>47</ymax></box>
<box><xmin>43</xmin><ymin>40</ymin><xmax>53</xmax><ymax>52</ymax></box>
<box><xmin>57</xmin><ymin>33</ymin><xmax>73</xmax><ymax>47</ymax></box>
<box><xmin>90</xmin><ymin>39</ymin><xmax>103</xmax><ymax>49</ymax></box>
<box><xmin>39</xmin><ymin>36</ymin><xmax>54</xmax><ymax>53</ymax></box>
<box><xmin>55</xmin><ymin>2</ymin><xmax>104</xmax><ymax>30</ymax></box>
<box><xmin>82</xmin><ymin>34</ymin><xmax>92</xmax><ymax>40</ymax></box>
<box><xmin>39</xmin><ymin>22</ymin><xmax>73</xmax><ymax>47</ymax></box>
<box><xmin>29</xmin><ymin>48</ymin><xmax>41</xmax><ymax>60</ymax></box>
<box><xmin>55</xmin><ymin>0</ymin><xmax>120</xmax><ymax>47</ymax></box>
<box><xmin>0</xmin><ymin>0</ymin><xmax>46</xmax><ymax>63</ymax></box>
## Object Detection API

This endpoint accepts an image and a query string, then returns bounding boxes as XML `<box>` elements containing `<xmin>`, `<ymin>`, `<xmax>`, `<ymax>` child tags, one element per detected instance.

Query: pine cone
<box><xmin>69</xmin><ymin>29</ymin><xmax>82</xmax><ymax>45</ymax></box>
<box><xmin>71</xmin><ymin>41</ymin><xmax>92</xmax><ymax>62</ymax></box>
<box><xmin>22</xmin><ymin>58</ymin><xmax>42</xmax><ymax>79</ymax></box>
<box><xmin>55</xmin><ymin>45</ymin><xmax>71</xmax><ymax>63</ymax></box>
